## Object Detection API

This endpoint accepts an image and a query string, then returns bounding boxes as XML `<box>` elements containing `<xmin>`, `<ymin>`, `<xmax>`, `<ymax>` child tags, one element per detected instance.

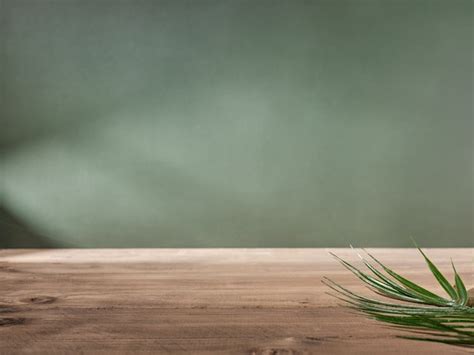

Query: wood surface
<box><xmin>0</xmin><ymin>248</ymin><xmax>472</xmax><ymax>354</ymax></box>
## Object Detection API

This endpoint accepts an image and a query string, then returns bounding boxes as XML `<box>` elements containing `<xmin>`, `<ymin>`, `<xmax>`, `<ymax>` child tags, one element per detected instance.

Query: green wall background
<box><xmin>0</xmin><ymin>0</ymin><xmax>472</xmax><ymax>247</ymax></box>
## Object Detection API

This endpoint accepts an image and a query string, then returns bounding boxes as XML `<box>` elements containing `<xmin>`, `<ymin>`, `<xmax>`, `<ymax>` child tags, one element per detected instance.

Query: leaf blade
<box><xmin>417</xmin><ymin>247</ymin><xmax>458</xmax><ymax>300</ymax></box>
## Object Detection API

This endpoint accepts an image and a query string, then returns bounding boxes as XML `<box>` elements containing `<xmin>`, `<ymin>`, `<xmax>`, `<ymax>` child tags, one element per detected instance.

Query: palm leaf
<box><xmin>324</xmin><ymin>247</ymin><xmax>474</xmax><ymax>347</ymax></box>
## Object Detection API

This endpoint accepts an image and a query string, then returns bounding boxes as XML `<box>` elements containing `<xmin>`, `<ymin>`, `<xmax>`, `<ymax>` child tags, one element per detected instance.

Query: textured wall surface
<box><xmin>0</xmin><ymin>0</ymin><xmax>472</xmax><ymax>247</ymax></box>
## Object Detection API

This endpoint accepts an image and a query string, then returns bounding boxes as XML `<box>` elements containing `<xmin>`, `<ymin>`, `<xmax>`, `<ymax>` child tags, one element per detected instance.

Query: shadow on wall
<box><xmin>0</xmin><ymin>204</ymin><xmax>57</xmax><ymax>248</ymax></box>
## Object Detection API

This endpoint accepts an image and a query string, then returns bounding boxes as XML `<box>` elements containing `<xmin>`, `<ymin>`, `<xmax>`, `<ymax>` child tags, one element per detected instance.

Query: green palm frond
<box><xmin>324</xmin><ymin>247</ymin><xmax>474</xmax><ymax>347</ymax></box>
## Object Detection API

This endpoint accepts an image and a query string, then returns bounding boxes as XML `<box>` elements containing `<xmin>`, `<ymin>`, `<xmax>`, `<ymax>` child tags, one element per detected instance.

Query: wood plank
<box><xmin>0</xmin><ymin>249</ymin><xmax>472</xmax><ymax>354</ymax></box>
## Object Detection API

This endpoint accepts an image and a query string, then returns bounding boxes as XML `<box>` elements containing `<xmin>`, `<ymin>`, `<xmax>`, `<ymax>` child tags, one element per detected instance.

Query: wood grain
<box><xmin>0</xmin><ymin>249</ymin><xmax>472</xmax><ymax>354</ymax></box>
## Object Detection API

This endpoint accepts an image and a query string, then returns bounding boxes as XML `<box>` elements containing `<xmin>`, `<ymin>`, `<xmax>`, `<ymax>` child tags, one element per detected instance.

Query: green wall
<box><xmin>1</xmin><ymin>0</ymin><xmax>472</xmax><ymax>247</ymax></box>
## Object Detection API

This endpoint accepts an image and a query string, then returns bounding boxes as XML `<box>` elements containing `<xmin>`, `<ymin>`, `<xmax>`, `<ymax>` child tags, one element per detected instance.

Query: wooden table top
<box><xmin>0</xmin><ymin>248</ymin><xmax>472</xmax><ymax>354</ymax></box>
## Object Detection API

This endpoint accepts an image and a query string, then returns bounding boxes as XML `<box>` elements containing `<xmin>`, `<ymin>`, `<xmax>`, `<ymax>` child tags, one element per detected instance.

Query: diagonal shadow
<box><xmin>0</xmin><ymin>204</ymin><xmax>57</xmax><ymax>248</ymax></box>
